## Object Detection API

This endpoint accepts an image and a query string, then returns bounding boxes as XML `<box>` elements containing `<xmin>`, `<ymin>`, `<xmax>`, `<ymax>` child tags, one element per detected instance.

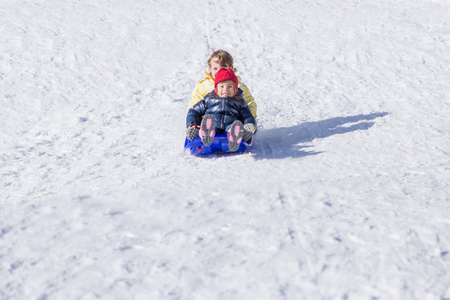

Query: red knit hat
<box><xmin>214</xmin><ymin>68</ymin><xmax>239</xmax><ymax>92</ymax></box>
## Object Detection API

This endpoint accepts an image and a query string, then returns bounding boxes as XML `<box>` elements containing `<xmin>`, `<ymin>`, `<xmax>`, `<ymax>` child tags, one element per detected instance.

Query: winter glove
<box><xmin>242</xmin><ymin>123</ymin><xmax>256</xmax><ymax>141</ymax></box>
<box><xmin>186</xmin><ymin>126</ymin><xmax>199</xmax><ymax>141</ymax></box>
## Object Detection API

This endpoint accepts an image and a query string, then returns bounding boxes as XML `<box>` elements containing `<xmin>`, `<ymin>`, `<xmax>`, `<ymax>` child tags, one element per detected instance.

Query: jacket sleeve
<box><xmin>188</xmin><ymin>78</ymin><xmax>214</xmax><ymax>110</ymax></box>
<box><xmin>186</xmin><ymin>100</ymin><xmax>207</xmax><ymax>128</ymax></box>
<box><xmin>240</xmin><ymin>104</ymin><xmax>256</xmax><ymax>126</ymax></box>
<box><xmin>238</xmin><ymin>81</ymin><xmax>257</xmax><ymax>119</ymax></box>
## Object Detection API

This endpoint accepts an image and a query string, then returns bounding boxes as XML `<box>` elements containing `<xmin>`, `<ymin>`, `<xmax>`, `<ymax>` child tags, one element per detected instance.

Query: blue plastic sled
<box><xmin>184</xmin><ymin>134</ymin><xmax>253</xmax><ymax>155</ymax></box>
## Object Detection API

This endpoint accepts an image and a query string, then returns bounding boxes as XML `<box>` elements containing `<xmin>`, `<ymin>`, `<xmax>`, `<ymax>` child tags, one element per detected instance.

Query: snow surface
<box><xmin>1</xmin><ymin>0</ymin><xmax>450</xmax><ymax>299</ymax></box>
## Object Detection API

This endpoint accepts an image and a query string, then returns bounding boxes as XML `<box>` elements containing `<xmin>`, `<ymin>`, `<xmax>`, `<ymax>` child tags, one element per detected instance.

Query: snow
<box><xmin>1</xmin><ymin>0</ymin><xmax>450</xmax><ymax>299</ymax></box>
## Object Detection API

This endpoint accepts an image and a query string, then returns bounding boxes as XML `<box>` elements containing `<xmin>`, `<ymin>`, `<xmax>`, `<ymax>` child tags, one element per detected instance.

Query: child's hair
<box><xmin>208</xmin><ymin>50</ymin><xmax>234</xmax><ymax>69</ymax></box>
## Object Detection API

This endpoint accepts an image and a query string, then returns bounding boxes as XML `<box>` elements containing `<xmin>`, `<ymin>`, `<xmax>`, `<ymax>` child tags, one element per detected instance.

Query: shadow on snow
<box><xmin>252</xmin><ymin>112</ymin><xmax>389</xmax><ymax>160</ymax></box>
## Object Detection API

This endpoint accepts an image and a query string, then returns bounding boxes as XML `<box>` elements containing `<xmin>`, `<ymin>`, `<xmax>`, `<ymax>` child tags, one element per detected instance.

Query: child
<box><xmin>188</xmin><ymin>50</ymin><xmax>257</xmax><ymax>119</ymax></box>
<box><xmin>186</xmin><ymin>68</ymin><xmax>257</xmax><ymax>152</ymax></box>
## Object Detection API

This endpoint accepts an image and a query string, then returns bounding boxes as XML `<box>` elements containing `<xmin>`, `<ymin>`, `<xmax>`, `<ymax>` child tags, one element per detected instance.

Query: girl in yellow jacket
<box><xmin>187</xmin><ymin>50</ymin><xmax>257</xmax><ymax>119</ymax></box>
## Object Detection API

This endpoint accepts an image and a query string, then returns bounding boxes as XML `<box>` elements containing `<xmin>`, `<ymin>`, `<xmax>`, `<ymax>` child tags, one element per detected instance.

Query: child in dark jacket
<box><xmin>188</xmin><ymin>50</ymin><xmax>257</xmax><ymax>119</ymax></box>
<box><xmin>186</xmin><ymin>68</ymin><xmax>257</xmax><ymax>152</ymax></box>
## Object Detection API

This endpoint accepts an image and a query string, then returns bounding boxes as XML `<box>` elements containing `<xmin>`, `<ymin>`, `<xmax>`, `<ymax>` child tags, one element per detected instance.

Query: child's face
<box><xmin>209</xmin><ymin>59</ymin><xmax>226</xmax><ymax>78</ymax></box>
<box><xmin>216</xmin><ymin>80</ymin><xmax>237</xmax><ymax>98</ymax></box>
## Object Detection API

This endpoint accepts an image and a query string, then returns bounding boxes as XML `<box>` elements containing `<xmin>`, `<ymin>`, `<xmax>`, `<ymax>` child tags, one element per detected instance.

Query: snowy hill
<box><xmin>1</xmin><ymin>0</ymin><xmax>450</xmax><ymax>299</ymax></box>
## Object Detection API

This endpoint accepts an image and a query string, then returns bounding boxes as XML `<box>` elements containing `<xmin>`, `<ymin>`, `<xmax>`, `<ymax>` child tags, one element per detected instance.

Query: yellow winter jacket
<box><xmin>188</xmin><ymin>68</ymin><xmax>257</xmax><ymax>118</ymax></box>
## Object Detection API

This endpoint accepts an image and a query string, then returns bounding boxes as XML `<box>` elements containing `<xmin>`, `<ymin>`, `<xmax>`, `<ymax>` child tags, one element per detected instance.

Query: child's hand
<box><xmin>243</xmin><ymin>123</ymin><xmax>256</xmax><ymax>141</ymax></box>
<box><xmin>186</xmin><ymin>126</ymin><xmax>200</xmax><ymax>141</ymax></box>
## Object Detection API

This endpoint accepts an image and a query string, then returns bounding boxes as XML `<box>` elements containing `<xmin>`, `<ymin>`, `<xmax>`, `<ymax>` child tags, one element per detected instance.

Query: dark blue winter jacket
<box><xmin>186</xmin><ymin>88</ymin><xmax>256</xmax><ymax>132</ymax></box>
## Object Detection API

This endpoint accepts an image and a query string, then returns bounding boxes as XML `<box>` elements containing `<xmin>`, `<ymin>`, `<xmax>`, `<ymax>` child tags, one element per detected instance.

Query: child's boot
<box><xmin>199</xmin><ymin>114</ymin><xmax>215</xmax><ymax>146</ymax></box>
<box><xmin>227</xmin><ymin>120</ymin><xmax>244</xmax><ymax>152</ymax></box>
